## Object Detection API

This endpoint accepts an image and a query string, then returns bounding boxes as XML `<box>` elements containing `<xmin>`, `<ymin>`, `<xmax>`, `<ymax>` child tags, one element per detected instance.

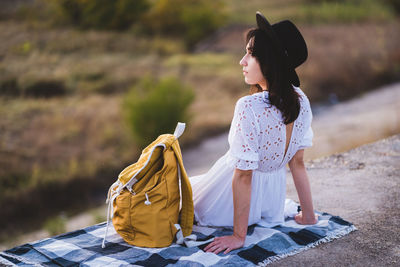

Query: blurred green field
<box><xmin>0</xmin><ymin>0</ymin><xmax>399</xmax><ymax>240</ymax></box>
<box><xmin>227</xmin><ymin>0</ymin><xmax>396</xmax><ymax>24</ymax></box>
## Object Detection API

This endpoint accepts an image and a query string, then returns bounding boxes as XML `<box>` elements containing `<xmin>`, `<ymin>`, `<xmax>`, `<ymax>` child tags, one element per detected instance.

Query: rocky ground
<box><xmin>276</xmin><ymin>134</ymin><xmax>400</xmax><ymax>266</ymax></box>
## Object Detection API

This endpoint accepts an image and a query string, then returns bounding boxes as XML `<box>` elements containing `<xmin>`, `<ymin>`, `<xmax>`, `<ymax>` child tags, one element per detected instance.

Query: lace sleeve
<box><xmin>227</xmin><ymin>97</ymin><xmax>259</xmax><ymax>170</ymax></box>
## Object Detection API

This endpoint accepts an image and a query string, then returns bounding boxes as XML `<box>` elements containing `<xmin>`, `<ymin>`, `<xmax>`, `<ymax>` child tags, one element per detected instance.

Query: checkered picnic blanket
<box><xmin>0</xmin><ymin>206</ymin><xmax>356</xmax><ymax>266</ymax></box>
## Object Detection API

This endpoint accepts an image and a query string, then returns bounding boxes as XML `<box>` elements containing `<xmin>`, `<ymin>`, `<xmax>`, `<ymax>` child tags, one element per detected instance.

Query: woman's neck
<box><xmin>259</xmin><ymin>79</ymin><xmax>268</xmax><ymax>91</ymax></box>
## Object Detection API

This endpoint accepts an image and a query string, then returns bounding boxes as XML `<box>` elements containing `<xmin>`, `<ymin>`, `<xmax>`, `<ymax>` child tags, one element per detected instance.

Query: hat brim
<box><xmin>256</xmin><ymin>12</ymin><xmax>276</xmax><ymax>40</ymax></box>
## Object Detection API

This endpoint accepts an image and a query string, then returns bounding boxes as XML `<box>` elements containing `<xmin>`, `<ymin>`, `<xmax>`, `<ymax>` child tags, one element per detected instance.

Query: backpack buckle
<box><xmin>126</xmin><ymin>178</ymin><xmax>138</xmax><ymax>195</ymax></box>
<box><xmin>127</xmin><ymin>186</ymin><xmax>136</xmax><ymax>195</ymax></box>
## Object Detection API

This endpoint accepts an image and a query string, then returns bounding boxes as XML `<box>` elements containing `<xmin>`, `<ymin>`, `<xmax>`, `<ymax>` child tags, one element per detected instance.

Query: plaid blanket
<box><xmin>0</xmin><ymin>206</ymin><xmax>356</xmax><ymax>266</ymax></box>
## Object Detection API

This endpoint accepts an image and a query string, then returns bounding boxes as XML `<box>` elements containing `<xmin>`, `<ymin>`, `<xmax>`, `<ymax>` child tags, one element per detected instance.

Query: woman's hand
<box><xmin>294</xmin><ymin>211</ymin><xmax>318</xmax><ymax>225</ymax></box>
<box><xmin>204</xmin><ymin>234</ymin><xmax>245</xmax><ymax>254</ymax></box>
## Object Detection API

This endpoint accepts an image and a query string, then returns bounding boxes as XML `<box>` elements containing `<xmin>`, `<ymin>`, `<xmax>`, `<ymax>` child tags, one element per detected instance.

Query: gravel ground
<box><xmin>277</xmin><ymin>134</ymin><xmax>400</xmax><ymax>266</ymax></box>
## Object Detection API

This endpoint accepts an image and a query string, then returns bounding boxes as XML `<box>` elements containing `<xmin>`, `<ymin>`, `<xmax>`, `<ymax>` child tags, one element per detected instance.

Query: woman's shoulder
<box><xmin>294</xmin><ymin>86</ymin><xmax>310</xmax><ymax>104</ymax></box>
<box><xmin>292</xmin><ymin>86</ymin><xmax>311</xmax><ymax>111</ymax></box>
<box><xmin>293</xmin><ymin>87</ymin><xmax>313</xmax><ymax>123</ymax></box>
<box><xmin>236</xmin><ymin>92</ymin><xmax>265</xmax><ymax>108</ymax></box>
<box><xmin>235</xmin><ymin>93</ymin><xmax>262</xmax><ymax>111</ymax></box>
<box><xmin>235</xmin><ymin>93</ymin><xmax>285</xmax><ymax>122</ymax></box>
<box><xmin>237</xmin><ymin>93</ymin><xmax>263</xmax><ymax>104</ymax></box>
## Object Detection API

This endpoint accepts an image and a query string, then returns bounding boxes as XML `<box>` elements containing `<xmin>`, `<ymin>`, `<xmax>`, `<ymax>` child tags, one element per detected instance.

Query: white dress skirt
<box><xmin>190</xmin><ymin>151</ymin><xmax>287</xmax><ymax>227</ymax></box>
<box><xmin>189</xmin><ymin>87</ymin><xmax>313</xmax><ymax>228</ymax></box>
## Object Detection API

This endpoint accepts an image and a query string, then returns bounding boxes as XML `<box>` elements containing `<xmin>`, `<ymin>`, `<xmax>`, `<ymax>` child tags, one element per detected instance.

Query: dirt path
<box><xmin>306</xmin><ymin>82</ymin><xmax>400</xmax><ymax>160</ymax></box>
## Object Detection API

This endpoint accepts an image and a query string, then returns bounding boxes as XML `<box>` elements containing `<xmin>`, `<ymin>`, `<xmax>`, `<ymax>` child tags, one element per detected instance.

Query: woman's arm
<box><xmin>232</xmin><ymin>168</ymin><xmax>252</xmax><ymax>240</ymax></box>
<box><xmin>204</xmin><ymin>168</ymin><xmax>252</xmax><ymax>254</ymax></box>
<box><xmin>288</xmin><ymin>149</ymin><xmax>318</xmax><ymax>224</ymax></box>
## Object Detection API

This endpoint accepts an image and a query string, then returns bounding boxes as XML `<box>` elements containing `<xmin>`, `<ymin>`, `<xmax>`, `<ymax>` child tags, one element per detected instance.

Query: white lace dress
<box><xmin>189</xmin><ymin>87</ymin><xmax>313</xmax><ymax>227</ymax></box>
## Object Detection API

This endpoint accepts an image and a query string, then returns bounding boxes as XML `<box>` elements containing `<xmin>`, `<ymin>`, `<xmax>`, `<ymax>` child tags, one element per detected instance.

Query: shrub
<box><xmin>49</xmin><ymin>0</ymin><xmax>150</xmax><ymax>30</ymax></box>
<box><xmin>143</xmin><ymin>0</ymin><xmax>227</xmax><ymax>48</ymax></box>
<box><xmin>123</xmin><ymin>76</ymin><xmax>194</xmax><ymax>147</ymax></box>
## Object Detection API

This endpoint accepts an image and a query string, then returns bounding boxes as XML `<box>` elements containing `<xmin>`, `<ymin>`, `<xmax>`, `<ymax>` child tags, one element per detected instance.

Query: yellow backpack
<box><xmin>102</xmin><ymin>123</ymin><xmax>194</xmax><ymax>248</ymax></box>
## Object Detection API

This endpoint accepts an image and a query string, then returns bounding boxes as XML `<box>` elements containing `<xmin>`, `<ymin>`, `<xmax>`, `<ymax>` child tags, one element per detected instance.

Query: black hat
<box><xmin>256</xmin><ymin>11</ymin><xmax>307</xmax><ymax>87</ymax></box>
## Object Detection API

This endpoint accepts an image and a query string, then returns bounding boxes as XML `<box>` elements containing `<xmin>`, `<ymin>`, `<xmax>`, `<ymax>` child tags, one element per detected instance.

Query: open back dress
<box><xmin>189</xmin><ymin>86</ymin><xmax>313</xmax><ymax>227</ymax></box>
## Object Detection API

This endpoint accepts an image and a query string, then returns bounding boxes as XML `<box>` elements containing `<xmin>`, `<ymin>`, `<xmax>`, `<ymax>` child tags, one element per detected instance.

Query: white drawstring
<box><xmin>102</xmin><ymin>181</ymin><xmax>122</xmax><ymax>248</ymax></box>
<box><xmin>144</xmin><ymin>193</ymin><xmax>151</xmax><ymax>205</ymax></box>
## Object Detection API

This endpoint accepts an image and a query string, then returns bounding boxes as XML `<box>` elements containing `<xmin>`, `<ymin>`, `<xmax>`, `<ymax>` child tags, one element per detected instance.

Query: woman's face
<box><xmin>240</xmin><ymin>39</ymin><xmax>266</xmax><ymax>89</ymax></box>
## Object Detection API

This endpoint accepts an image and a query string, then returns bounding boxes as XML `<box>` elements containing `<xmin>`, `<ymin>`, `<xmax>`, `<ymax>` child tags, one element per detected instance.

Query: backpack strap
<box><xmin>177</xmin><ymin>154</ymin><xmax>194</xmax><ymax>236</ymax></box>
<box><xmin>174</xmin><ymin>122</ymin><xmax>186</xmax><ymax>139</ymax></box>
<box><xmin>171</xmin><ymin>132</ymin><xmax>194</xmax><ymax>237</ymax></box>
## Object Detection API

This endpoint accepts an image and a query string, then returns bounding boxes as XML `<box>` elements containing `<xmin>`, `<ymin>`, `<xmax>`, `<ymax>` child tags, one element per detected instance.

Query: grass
<box><xmin>91</xmin><ymin>208</ymin><xmax>107</xmax><ymax>224</ymax></box>
<box><xmin>226</xmin><ymin>0</ymin><xmax>304</xmax><ymax>24</ymax></box>
<box><xmin>43</xmin><ymin>213</ymin><xmax>67</xmax><ymax>236</ymax></box>
<box><xmin>297</xmin><ymin>0</ymin><xmax>396</xmax><ymax>24</ymax></box>
<box><xmin>0</xmin><ymin>95</ymin><xmax>135</xmax><ymax>198</ymax></box>
<box><xmin>225</xmin><ymin>0</ymin><xmax>396</xmax><ymax>25</ymax></box>
<box><xmin>163</xmin><ymin>53</ymin><xmax>239</xmax><ymax>77</ymax></box>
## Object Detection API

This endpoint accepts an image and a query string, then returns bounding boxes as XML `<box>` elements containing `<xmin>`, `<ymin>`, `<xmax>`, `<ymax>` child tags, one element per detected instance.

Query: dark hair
<box><xmin>246</xmin><ymin>28</ymin><xmax>300</xmax><ymax>124</ymax></box>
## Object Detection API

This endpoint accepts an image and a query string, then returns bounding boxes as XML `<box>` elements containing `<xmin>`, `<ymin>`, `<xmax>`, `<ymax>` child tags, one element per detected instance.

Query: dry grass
<box><xmin>0</xmin><ymin>95</ymin><xmax>134</xmax><ymax>196</ymax></box>
<box><xmin>300</xmin><ymin>22</ymin><xmax>400</xmax><ymax>101</ymax></box>
<box><xmin>0</xmin><ymin>21</ymin><xmax>184</xmax><ymax>96</ymax></box>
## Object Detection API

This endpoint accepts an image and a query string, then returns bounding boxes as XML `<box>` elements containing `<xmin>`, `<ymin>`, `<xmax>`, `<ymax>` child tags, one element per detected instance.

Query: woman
<box><xmin>189</xmin><ymin>12</ymin><xmax>318</xmax><ymax>254</ymax></box>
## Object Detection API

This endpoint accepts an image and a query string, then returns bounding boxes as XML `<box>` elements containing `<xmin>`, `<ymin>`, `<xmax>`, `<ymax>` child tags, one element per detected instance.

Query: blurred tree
<box><xmin>31</xmin><ymin>0</ymin><xmax>227</xmax><ymax>48</ymax></box>
<box><xmin>143</xmin><ymin>0</ymin><xmax>227</xmax><ymax>48</ymax></box>
<box><xmin>123</xmin><ymin>76</ymin><xmax>194</xmax><ymax>147</ymax></box>
<box><xmin>50</xmin><ymin>0</ymin><xmax>150</xmax><ymax>30</ymax></box>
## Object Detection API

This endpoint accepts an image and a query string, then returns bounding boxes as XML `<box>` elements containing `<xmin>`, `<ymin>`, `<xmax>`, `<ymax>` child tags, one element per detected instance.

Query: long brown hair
<box><xmin>246</xmin><ymin>28</ymin><xmax>300</xmax><ymax>124</ymax></box>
